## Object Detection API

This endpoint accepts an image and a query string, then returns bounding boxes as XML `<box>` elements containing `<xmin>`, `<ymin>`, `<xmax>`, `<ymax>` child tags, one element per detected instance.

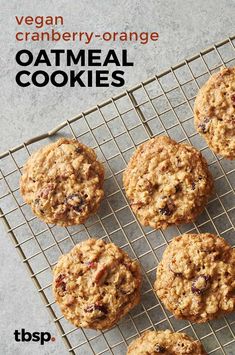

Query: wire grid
<box><xmin>1</xmin><ymin>36</ymin><xmax>235</xmax><ymax>355</ymax></box>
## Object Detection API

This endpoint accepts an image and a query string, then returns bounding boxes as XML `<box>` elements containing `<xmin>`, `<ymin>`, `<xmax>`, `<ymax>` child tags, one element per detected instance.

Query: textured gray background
<box><xmin>0</xmin><ymin>0</ymin><xmax>235</xmax><ymax>354</ymax></box>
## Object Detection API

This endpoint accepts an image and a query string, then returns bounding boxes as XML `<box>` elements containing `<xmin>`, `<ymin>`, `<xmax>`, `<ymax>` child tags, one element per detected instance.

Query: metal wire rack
<box><xmin>1</xmin><ymin>35</ymin><xmax>235</xmax><ymax>355</ymax></box>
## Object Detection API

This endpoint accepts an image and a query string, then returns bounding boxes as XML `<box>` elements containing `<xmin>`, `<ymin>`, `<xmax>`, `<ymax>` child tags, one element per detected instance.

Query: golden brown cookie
<box><xmin>127</xmin><ymin>330</ymin><xmax>206</xmax><ymax>354</ymax></box>
<box><xmin>155</xmin><ymin>233</ymin><xmax>235</xmax><ymax>323</ymax></box>
<box><xmin>53</xmin><ymin>238</ymin><xmax>142</xmax><ymax>330</ymax></box>
<box><xmin>123</xmin><ymin>136</ymin><xmax>213</xmax><ymax>229</ymax></box>
<box><xmin>194</xmin><ymin>66</ymin><xmax>235</xmax><ymax>159</ymax></box>
<box><xmin>20</xmin><ymin>138</ymin><xmax>104</xmax><ymax>226</ymax></box>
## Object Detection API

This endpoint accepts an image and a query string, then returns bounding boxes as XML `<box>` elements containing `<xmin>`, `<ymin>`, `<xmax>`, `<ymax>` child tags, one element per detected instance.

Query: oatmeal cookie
<box><xmin>155</xmin><ymin>233</ymin><xmax>235</xmax><ymax>323</ymax></box>
<box><xmin>20</xmin><ymin>138</ymin><xmax>104</xmax><ymax>226</ymax></box>
<box><xmin>53</xmin><ymin>238</ymin><xmax>142</xmax><ymax>330</ymax></box>
<box><xmin>123</xmin><ymin>136</ymin><xmax>213</xmax><ymax>229</ymax></box>
<box><xmin>194</xmin><ymin>66</ymin><xmax>235</xmax><ymax>159</ymax></box>
<box><xmin>127</xmin><ymin>329</ymin><xmax>206</xmax><ymax>354</ymax></box>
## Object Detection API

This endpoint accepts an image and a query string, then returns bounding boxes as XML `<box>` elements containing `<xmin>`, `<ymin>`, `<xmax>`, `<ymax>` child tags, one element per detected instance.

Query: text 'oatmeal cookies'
<box><xmin>123</xmin><ymin>136</ymin><xmax>213</xmax><ymax>230</ymax></box>
<box><xmin>52</xmin><ymin>238</ymin><xmax>142</xmax><ymax>330</ymax></box>
<box><xmin>155</xmin><ymin>233</ymin><xmax>235</xmax><ymax>323</ymax></box>
<box><xmin>194</xmin><ymin>66</ymin><xmax>235</xmax><ymax>160</ymax></box>
<box><xmin>20</xmin><ymin>138</ymin><xmax>104</xmax><ymax>226</ymax></box>
<box><xmin>127</xmin><ymin>329</ymin><xmax>206</xmax><ymax>355</ymax></box>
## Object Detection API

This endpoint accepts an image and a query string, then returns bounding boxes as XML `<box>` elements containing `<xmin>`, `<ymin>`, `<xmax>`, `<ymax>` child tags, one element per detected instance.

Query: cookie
<box><xmin>20</xmin><ymin>138</ymin><xmax>104</xmax><ymax>226</ymax></box>
<box><xmin>194</xmin><ymin>66</ymin><xmax>235</xmax><ymax>159</ymax></box>
<box><xmin>52</xmin><ymin>238</ymin><xmax>142</xmax><ymax>330</ymax></box>
<box><xmin>127</xmin><ymin>330</ymin><xmax>206</xmax><ymax>354</ymax></box>
<box><xmin>123</xmin><ymin>136</ymin><xmax>213</xmax><ymax>229</ymax></box>
<box><xmin>155</xmin><ymin>233</ymin><xmax>235</xmax><ymax>323</ymax></box>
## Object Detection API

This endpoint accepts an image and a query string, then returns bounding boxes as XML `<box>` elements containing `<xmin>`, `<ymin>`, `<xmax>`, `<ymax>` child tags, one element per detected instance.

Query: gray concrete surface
<box><xmin>0</xmin><ymin>0</ymin><xmax>235</xmax><ymax>354</ymax></box>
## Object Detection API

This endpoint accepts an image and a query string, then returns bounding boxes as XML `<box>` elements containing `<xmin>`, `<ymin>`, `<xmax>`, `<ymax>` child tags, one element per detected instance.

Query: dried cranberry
<box><xmin>155</xmin><ymin>344</ymin><xmax>166</xmax><ymax>353</ymax></box>
<box><xmin>159</xmin><ymin>198</ymin><xmax>175</xmax><ymax>216</ymax></box>
<box><xmin>159</xmin><ymin>206</ymin><xmax>172</xmax><ymax>216</ymax></box>
<box><xmin>231</xmin><ymin>93</ymin><xmax>235</xmax><ymax>102</ymax></box>
<box><xmin>144</xmin><ymin>179</ymin><xmax>154</xmax><ymax>194</ymax></box>
<box><xmin>95</xmin><ymin>304</ymin><xmax>108</xmax><ymax>314</ymax></box>
<box><xmin>175</xmin><ymin>183</ymin><xmax>182</xmax><ymax>193</ymax></box>
<box><xmin>192</xmin><ymin>275</ymin><xmax>211</xmax><ymax>295</ymax></box>
<box><xmin>75</xmin><ymin>146</ymin><xmax>83</xmax><ymax>153</ymax></box>
<box><xmin>84</xmin><ymin>303</ymin><xmax>108</xmax><ymax>314</ymax></box>
<box><xmin>73</xmin><ymin>204</ymin><xmax>84</xmax><ymax>213</ymax></box>
<box><xmin>198</xmin><ymin>117</ymin><xmax>211</xmax><ymax>133</ymax></box>
<box><xmin>55</xmin><ymin>274</ymin><xmax>66</xmax><ymax>292</ymax></box>
<box><xmin>65</xmin><ymin>193</ymin><xmax>85</xmax><ymax>212</ymax></box>
<box><xmin>86</xmin><ymin>261</ymin><xmax>97</xmax><ymax>269</ymax></box>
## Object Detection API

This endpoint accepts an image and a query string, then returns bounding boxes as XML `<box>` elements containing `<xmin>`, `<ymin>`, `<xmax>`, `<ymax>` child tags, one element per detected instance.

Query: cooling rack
<box><xmin>1</xmin><ymin>35</ymin><xmax>235</xmax><ymax>355</ymax></box>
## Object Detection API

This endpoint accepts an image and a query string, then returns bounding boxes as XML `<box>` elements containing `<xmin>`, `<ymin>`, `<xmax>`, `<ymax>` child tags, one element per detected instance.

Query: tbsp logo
<box><xmin>14</xmin><ymin>329</ymin><xmax>56</xmax><ymax>345</ymax></box>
